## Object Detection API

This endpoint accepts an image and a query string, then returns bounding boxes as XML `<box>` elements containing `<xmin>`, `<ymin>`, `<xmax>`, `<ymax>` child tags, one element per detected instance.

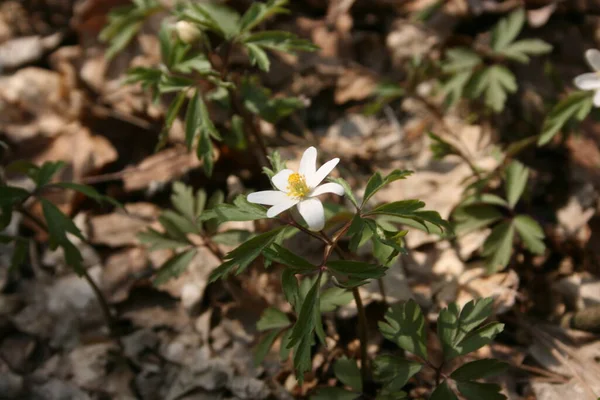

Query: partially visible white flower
<box><xmin>175</xmin><ymin>21</ymin><xmax>202</xmax><ymax>44</ymax></box>
<box><xmin>574</xmin><ymin>49</ymin><xmax>600</xmax><ymax>106</ymax></box>
<box><xmin>247</xmin><ymin>147</ymin><xmax>344</xmax><ymax>231</ymax></box>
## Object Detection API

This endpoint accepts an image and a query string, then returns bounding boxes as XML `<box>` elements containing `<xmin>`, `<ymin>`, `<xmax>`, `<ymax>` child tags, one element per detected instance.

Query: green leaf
<box><xmin>456</xmin><ymin>381</ymin><xmax>506</xmax><ymax>400</ymax></box>
<box><xmin>491</xmin><ymin>8</ymin><xmax>525</xmax><ymax>52</ymax></box>
<box><xmin>246</xmin><ymin>43</ymin><xmax>270</xmax><ymax>71</ymax></box>
<box><xmin>505</xmin><ymin>161</ymin><xmax>529</xmax><ymax>208</ymax></box>
<box><xmin>243</xmin><ymin>31</ymin><xmax>319</xmax><ymax>53</ymax></box>
<box><xmin>328</xmin><ymin>177</ymin><xmax>359</xmax><ymax>209</ymax></box>
<box><xmin>159</xmin><ymin>210</ymin><xmax>197</xmax><ymax>238</ymax></box>
<box><xmin>279</xmin><ymin>328</ymin><xmax>292</xmax><ymax>361</ymax></box>
<box><xmin>153</xmin><ymin>249</ymin><xmax>197</xmax><ymax>285</ymax></box>
<box><xmin>453</xmin><ymin>205</ymin><xmax>503</xmax><ymax>235</ymax></box>
<box><xmin>138</xmin><ymin>228</ymin><xmax>188</xmax><ymax>251</ymax></box>
<box><xmin>437</xmin><ymin>298</ymin><xmax>504</xmax><ymax>360</ymax></box>
<box><xmin>320</xmin><ymin>287</ymin><xmax>353</xmax><ymax>312</ymax></box>
<box><xmin>374</xmin><ymin>355</ymin><xmax>422</xmax><ymax>392</ymax></box>
<box><xmin>539</xmin><ymin>91</ymin><xmax>594</xmax><ymax>146</ymax></box>
<box><xmin>35</xmin><ymin>161</ymin><xmax>67</xmax><ymax>187</ymax></box>
<box><xmin>429</xmin><ymin>132</ymin><xmax>459</xmax><ymax>160</ymax></box>
<box><xmin>0</xmin><ymin>186</ymin><xmax>30</xmax><ymax>207</ymax></box>
<box><xmin>184</xmin><ymin>90</ymin><xmax>200</xmax><ymax>149</ymax></box>
<box><xmin>239</xmin><ymin>0</ymin><xmax>289</xmax><ymax>33</ymax></box>
<box><xmin>254</xmin><ymin>328</ymin><xmax>281</xmax><ymax>365</ymax></box>
<box><xmin>157</xmin><ymin>90</ymin><xmax>187</xmax><ymax>150</ymax></box>
<box><xmin>282</xmin><ymin>269</ymin><xmax>300</xmax><ymax>310</ymax></box>
<box><xmin>241</xmin><ymin>77</ymin><xmax>304</xmax><ymax>123</ymax></box>
<box><xmin>211</xmin><ymin>230</ymin><xmax>253</xmax><ymax>246</ymax></box>
<box><xmin>430</xmin><ymin>380</ymin><xmax>459</xmax><ymax>400</ymax></box>
<box><xmin>378</xmin><ymin>299</ymin><xmax>428</xmax><ymax>359</ymax></box>
<box><xmin>170</xmin><ymin>182</ymin><xmax>197</xmax><ymax>222</ymax></box>
<box><xmin>10</xmin><ymin>239</ymin><xmax>28</xmax><ymax>273</ymax></box>
<box><xmin>440</xmin><ymin>70</ymin><xmax>473</xmax><ymax>107</ymax></box>
<box><xmin>327</xmin><ymin>260</ymin><xmax>386</xmax><ymax>281</ymax></box>
<box><xmin>482</xmin><ymin>221</ymin><xmax>515</xmax><ymax>272</ymax></box>
<box><xmin>514</xmin><ymin>215</ymin><xmax>545</xmax><ymax>254</ymax></box>
<box><xmin>442</xmin><ymin>48</ymin><xmax>482</xmax><ymax>73</ymax></box>
<box><xmin>311</xmin><ymin>387</ymin><xmax>358</xmax><ymax>400</ymax></box>
<box><xmin>180</xmin><ymin>3</ymin><xmax>241</xmax><ymax>39</ymax></box>
<box><xmin>362</xmin><ymin>170</ymin><xmax>413</xmax><ymax>207</ymax></box>
<box><xmin>209</xmin><ymin>226</ymin><xmax>286</xmax><ymax>282</ymax></box>
<box><xmin>200</xmin><ymin>195</ymin><xmax>267</xmax><ymax>223</ymax></box>
<box><xmin>257</xmin><ymin>307</ymin><xmax>291</xmax><ymax>331</ymax></box>
<box><xmin>198</xmin><ymin>96</ymin><xmax>221</xmax><ymax>140</ymax></box>
<box><xmin>53</xmin><ymin>182</ymin><xmax>120</xmax><ymax>207</ymax></box>
<box><xmin>365</xmin><ymin>199</ymin><xmax>424</xmax><ymax>217</ymax></box>
<box><xmin>294</xmin><ymin>333</ymin><xmax>313</xmax><ymax>384</ymax></box>
<box><xmin>451</xmin><ymin>359</ymin><xmax>509</xmax><ymax>381</ymax></box>
<box><xmin>40</xmin><ymin>198</ymin><xmax>84</xmax><ymax>274</ymax></box>
<box><xmin>468</xmin><ymin>66</ymin><xmax>517</xmax><ymax>113</ymax></box>
<box><xmin>333</xmin><ymin>357</ymin><xmax>362</xmax><ymax>392</ymax></box>
<box><xmin>263</xmin><ymin>244</ymin><xmax>317</xmax><ymax>272</ymax></box>
<box><xmin>499</xmin><ymin>39</ymin><xmax>553</xmax><ymax>63</ymax></box>
<box><xmin>197</xmin><ymin>120</ymin><xmax>214</xmax><ymax>176</ymax></box>
<box><xmin>288</xmin><ymin>273</ymin><xmax>321</xmax><ymax>348</ymax></box>
<box><xmin>263</xmin><ymin>150</ymin><xmax>287</xmax><ymax>179</ymax></box>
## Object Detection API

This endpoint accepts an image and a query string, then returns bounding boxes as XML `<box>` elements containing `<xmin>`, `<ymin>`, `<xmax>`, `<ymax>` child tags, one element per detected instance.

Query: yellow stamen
<box><xmin>287</xmin><ymin>173</ymin><xmax>310</xmax><ymax>198</ymax></box>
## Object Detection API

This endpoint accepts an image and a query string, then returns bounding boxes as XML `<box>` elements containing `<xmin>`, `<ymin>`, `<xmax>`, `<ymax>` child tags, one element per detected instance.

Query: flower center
<box><xmin>287</xmin><ymin>173</ymin><xmax>310</xmax><ymax>198</ymax></box>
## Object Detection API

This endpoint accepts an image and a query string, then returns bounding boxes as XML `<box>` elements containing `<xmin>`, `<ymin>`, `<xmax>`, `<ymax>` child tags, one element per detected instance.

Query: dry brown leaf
<box><xmin>335</xmin><ymin>70</ymin><xmax>377</xmax><ymax>104</ymax></box>
<box><xmin>89</xmin><ymin>203</ymin><xmax>160</xmax><ymax>247</ymax></box>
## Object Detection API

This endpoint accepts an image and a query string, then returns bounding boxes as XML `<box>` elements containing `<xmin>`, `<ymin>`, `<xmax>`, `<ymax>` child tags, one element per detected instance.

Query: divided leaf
<box><xmin>362</xmin><ymin>170</ymin><xmax>413</xmax><ymax>207</ymax></box>
<box><xmin>257</xmin><ymin>307</ymin><xmax>291</xmax><ymax>331</ymax></box>
<box><xmin>378</xmin><ymin>299</ymin><xmax>428</xmax><ymax>359</ymax></box>
<box><xmin>514</xmin><ymin>215</ymin><xmax>545</xmax><ymax>255</ymax></box>
<box><xmin>333</xmin><ymin>357</ymin><xmax>363</xmax><ymax>392</ymax></box>
<box><xmin>482</xmin><ymin>221</ymin><xmax>515</xmax><ymax>272</ymax></box>
<box><xmin>505</xmin><ymin>160</ymin><xmax>529</xmax><ymax>208</ymax></box>
<box><xmin>374</xmin><ymin>355</ymin><xmax>422</xmax><ymax>393</ymax></box>
<box><xmin>451</xmin><ymin>359</ymin><xmax>509</xmax><ymax>381</ymax></box>
<box><xmin>539</xmin><ymin>91</ymin><xmax>594</xmax><ymax>146</ymax></box>
<box><xmin>490</xmin><ymin>8</ymin><xmax>525</xmax><ymax>52</ymax></box>
<box><xmin>153</xmin><ymin>249</ymin><xmax>197</xmax><ymax>285</ymax></box>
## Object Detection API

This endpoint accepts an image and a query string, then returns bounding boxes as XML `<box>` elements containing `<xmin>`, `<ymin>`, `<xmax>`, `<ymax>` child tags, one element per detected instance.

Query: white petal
<box><xmin>574</xmin><ymin>73</ymin><xmax>600</xmax><ymax>90</ymax></box>
<box><xmin>297</xmin><ymin>198</ymin><xmax>325</xmax><ymax>231</ymax></box>
<box><xmin>586</xmin><ymin>49</ymin><xmax>600</xmax><ymax>71</ymax></box>
<box><xmin>299</xmin><ymin>146</ymin><xmax>317</xmax><ymax>177</ymax></box>
<box><xmin>266</xmin><ymin>198</ymin><xmax>299</xmax><ymax>218</ymax></box>
<box><xmin>310</xmin><ymin>182</ymin><xmax>344</xmax><ymax>197</ymax></box>
<box><xmin>594</xmin><ymin>91</ymin><xmax>600</xmax><ymax>107</ymax></box>
<box><xmin>308</xmin><ymin>158</ymin><xmax>340</xmax><ymax>188</ymax></box>
<box><xmin>271</xmin><ymin>169</ymin><xmax>293</xmax><ymax>192</ymax></box>
<box><xmin>247</xmin><ymin>190</ymin><xmax>289</xmax><ymax>205</ymax></box>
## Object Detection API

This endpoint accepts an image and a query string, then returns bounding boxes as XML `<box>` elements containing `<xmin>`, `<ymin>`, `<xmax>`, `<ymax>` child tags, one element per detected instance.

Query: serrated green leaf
<box><xmin>505</xmin><ymin>160</ymin><xmax>529</xmax><ymax>208</ymax></box>
<box><xmin>40</xmin><ymin>198</ymin><xmax>84</xmax><ymax>274</ymax></box>
<box><xmin>294</xmin><ymin>332</ymin><xmax>313</xmax><ymax>384</ymax></box>
<box><xmin>246</xmin><ymin>43</ymin><xmax>270</xmax><ymax>71</ymax></box>
<box><xmin>211</xmin><ymin>230</ymin><xmax>253</xmax><ymax>246</ymax></box>
<box><xmin>453</xmin><ymin>205</ymin><xmax>503</xmax><ymax>235</ymax></box>
<box><xmin>53</xmin><ymin>182</ymin><xmax>121</xmax><ymax>207</ymax></box>
<box><xmin>469</xmin><ymin>66</ymin><xmax>517</xmax><ymax>113</ymax></box>
<box><xmin>279</xmin><ymin>328</ymin><xmax>292</xmax><ymax>361</ymax></box>
<box><xmin>198</xmin><ymin>96</ymin><xmax>221</xmax><ymax>140</ymax></box>
<box><xmin>153</xmin><ymin>249</ymin><xmax>197</xmax><ymax>285</ymax></box>
<box><xmin>254</xmin><ymin>328</ymin><xmax>281</xmax><ymax>366</ymax></box>
<box><xmin>362</xmin><ymin>170</ymin><xmax>413</xmax><ymax>207</ymax></box>
<box><xmin>0</xmin><ymin>186</ymin><xmax>30</xmax><ymax>207</ymax></box>
<box><xmin>282</xmin><ymin>269</ymin><xmax>300</xmax><ymax>311</ymax></box>
<box><xmin>243</xmin><ymin>30</ymin><xmax>318</xmax><ymax>53</ymax></box>
<box><xmin>288</xmin><ymin>273</ymin><xmax>321</xmax><ymax>348</ymax></box>
<box><xmin>365</xmin><ymin>199</ymin><xmax>424</xmax><ymax>217</ymax></box>
<box><xmin>320</xmin><ymin>287</ymin><xmax>353</xmax><ymax>312</ymax></box>
<box><xmin>374</xmin><ymin>355</ymin><xmax>422</xmax><ymax>392</ymax></box>
<box><xmin>170</xmin><ymin>182</ymin><xmax>195</xmax><ymax>222</ymax></box>
<box><xmin>159</xmin><ymin>210</ymin><xmax>196</xmax><ymax>238</ymax></box>
<box><xmin>438</xmin><ymin>298</ymin><xmax>504</xmax><ymax>360</ymax></box>
<box><xmin>334</xmin><ymin>357</ymin><xmax>362</xmax><ymax>392</ymax></box>
<box><xmin>378</xmin><ymin>299</ymin><xmax>427</xmax><ymax>359</ymax></box>
<box><xmin>184</xmin><ymin>90</ymin><xmax>200</xmax><ymax>149</ymax></box>
<box><xmin>327</xmin><ymin>260</ymin><xmax>386</xmax><ymax>281</ymax></box>
<box><xmin>450</xmin><ymin>359</ymin><xmax>509</xmax><ymax>381</ymax></box>
<box><xmin>257</xmin><ymin>307</ymin><xmax>291</xmax><ymax>331</ymax></box>
<box><xmin>209</xmin><ymin>226</ymin><xmax>286</xmax><ymax>282</ymax></box>
<box><xmin>442</xmin><ymin>48</ymin><xmax>482</xmax><ymax>74</ymax></box>
<box><xmin>514</xmin><ymin>215</ymin><xmax>545</xmax><ymax>254</ymax></box>
<box><xmin>482</xmin><ymin>221</ymin><xmax>515</xmax><ymax>272</ymax></box>
<box><xmin>327</xmin><ymin>177</ymin><xmax>359</xmax><ymax>209</ymax></box>
<box><xmin>180</xmin><ymin>3</ymin><xmax>240</xmax><ymax>39</ymax></box>
<box><xmin>491</xmin><ymin>8</ymin><xmax>525</xmax><ymax>52</ymax></box>
<box><xmin>440</xmin><ymin>70</ymin><xmax>473</xmax><ymax>107</ymax></box>
<box><xmin>499</xmin><ymin>39</ymin><xmax>553</xmax><ymax>63</ymax></box>
<box><xmin>138</xmin><ymin>228</ymin><xmax>188</xmax><ymax>251</ymax></box>
<box><xmin>456</xmin><ymin>381</ymin><xmax>506</xmax><ymax>400</ymax></box>
<box><xmin>539</xmin><ymin>91</ymin><xmax>594</xmax><ymax>146</ymax></box>
<box><xmin>263</xmin><ymin>244</ymin><xmax>317</xmax><ymax>272</ymax></box>
<box><xmin>199</xmin><ymin>195</ymin><xmax>267</xmax><ymax>223</ymax></box>
<box><xmin>239</xmin><ymin>0</ymin><xmax>289</xmax><ymax>33</ymax></box>
<box><xmin>430</xmin><ymin>380</ymin><xmax>459</xmax><ymax>400</ymax></box>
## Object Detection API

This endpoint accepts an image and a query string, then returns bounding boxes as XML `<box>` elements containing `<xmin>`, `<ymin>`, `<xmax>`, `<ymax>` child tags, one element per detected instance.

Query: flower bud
<box><xmin>175</xmin><ymin>20</ymin><xmax>202</xmax><ymax>44</ymax></box>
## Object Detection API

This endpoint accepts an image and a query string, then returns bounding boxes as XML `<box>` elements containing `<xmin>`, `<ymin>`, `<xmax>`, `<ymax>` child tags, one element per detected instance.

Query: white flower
<box><xmin>574</xmin><ymin>49</ymin><xmax>600</xmax><ymax>106</ymax></box>
<box><xmin>247</xmin><ymin>147</ymin><xmax>344</xmax><ymax>231</ymax></box>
